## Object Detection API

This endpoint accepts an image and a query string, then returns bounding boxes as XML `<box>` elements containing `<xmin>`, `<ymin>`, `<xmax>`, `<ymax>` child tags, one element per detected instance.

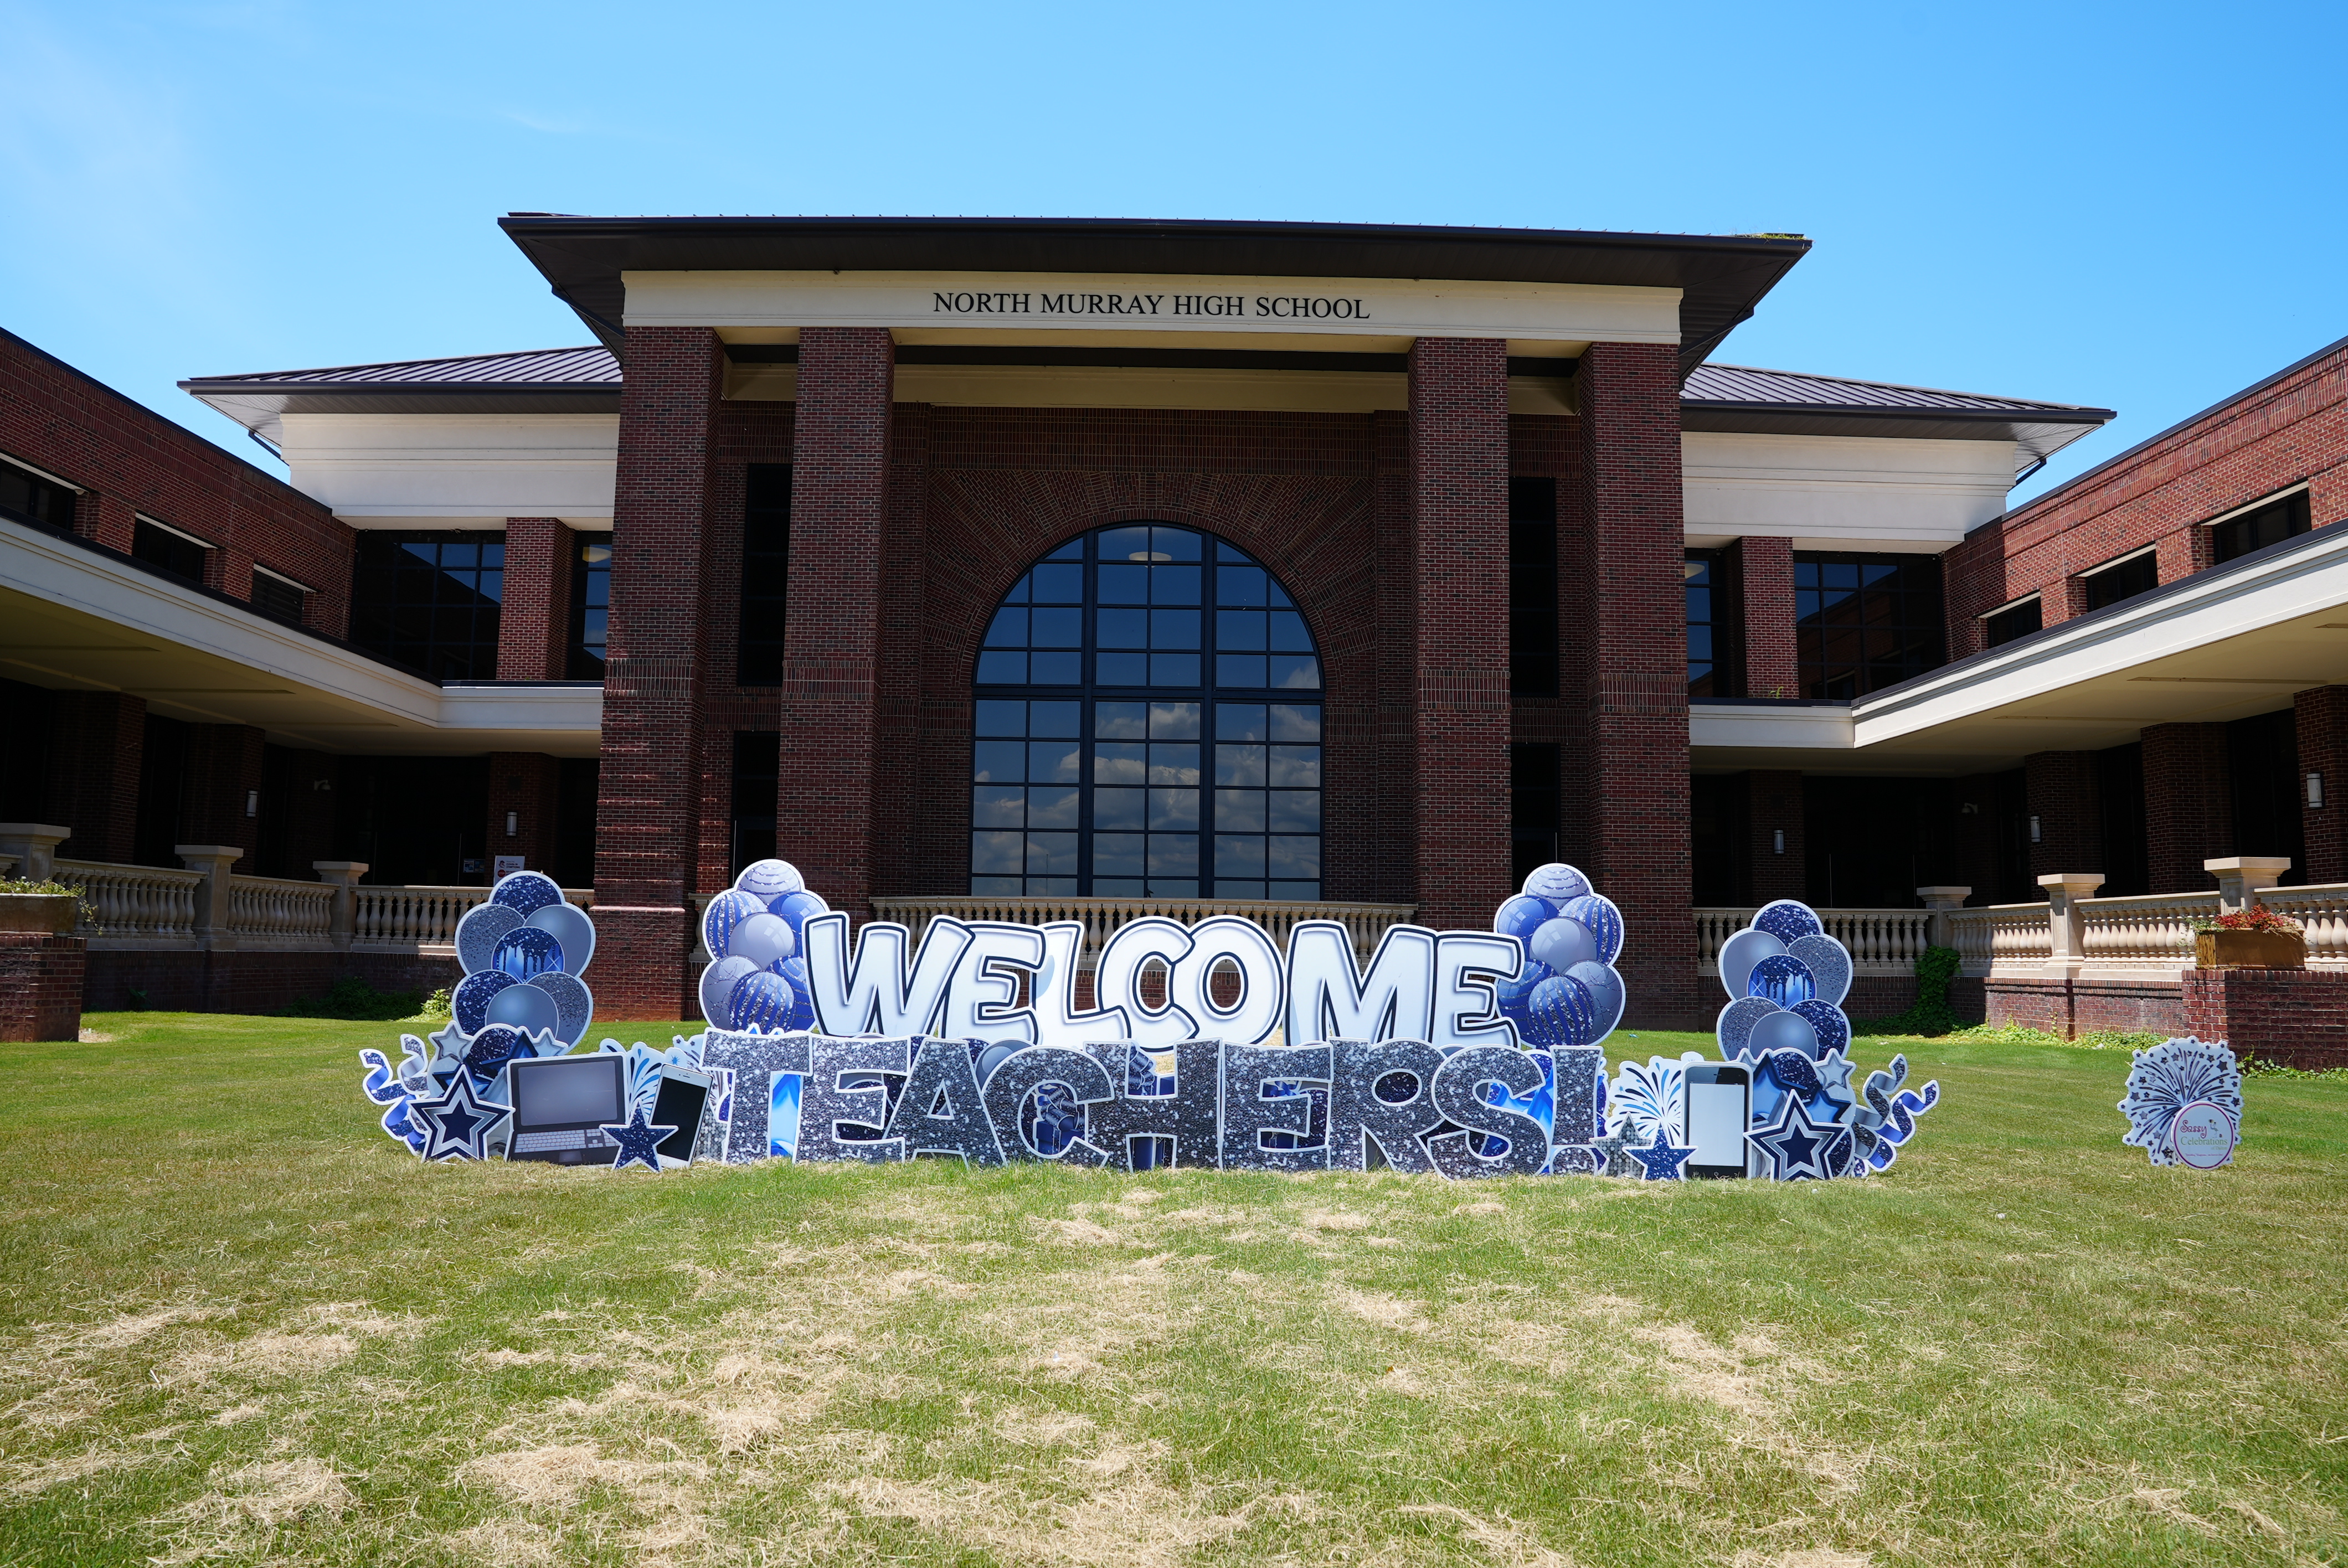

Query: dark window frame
<box><xmin>2208</xmin><ymin>487</ymin><xmax>2311</xmax><ymax>565</ymax></box>
<box><xmin>0</xmin><ymin>454</ymin><xmax>78</xmax><ymax>535</ymax></box>
<box><xmin>738</xmin><ymin>465</ymin><xmax>791</xmax><ymax>685</ymax></box>
<box><xmin>1686</xmin><ymin>547</ymin><xmax>1744</xmax><ymax>698</ymax></box>
<box><xmin>2080</xmin><ymin>548</ymin><xmax>2159</xmax><ymax>613</ymax></box>
<box><xmin>569</xmin><ymin>535</ymin><xmax>612</xmax><ymax>678</ymax></box>
<box><xmin>132</xmin><ymin>515</ymin><xmax>212</xmax><ymax>586</ymax></box>
<box><xmin>250</xmin><ymin>565</ymin><xmax>308</xmax><ymax>625</ymax></box>
<box><xmin>1794</xmin><ymin>551</ymin><xmax>1947</xmax><ymax>699</ymax></box>
<box><xmin>347</xmin><ymin>530</ymin><xmax>506</xmax><ymax>683</ymax></box>
<box><xmin>1982</xmin><ymin>595</ymin><xmax>2042</xmax><ymax>649</ymax></box>
<box><xmin>1508</xmin><ymin>477</ymin><xmax>1559</xmax><ymax>698</ymax></box>
<box><xmin>730</xmin><ymin>730</ymin><xmax>780</xmax><ymax>876</ymax></box>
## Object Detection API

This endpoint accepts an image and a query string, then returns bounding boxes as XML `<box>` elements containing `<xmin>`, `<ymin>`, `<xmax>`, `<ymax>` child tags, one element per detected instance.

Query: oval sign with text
<box><xmin>2170</xmin><ymin>1099</ymin><xmax>2238</xmax><ymax>1169</ymax></box>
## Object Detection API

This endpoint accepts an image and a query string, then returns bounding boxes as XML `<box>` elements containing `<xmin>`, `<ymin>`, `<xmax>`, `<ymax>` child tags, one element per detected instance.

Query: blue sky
<box><xmin>3</xmin><ymin>0</ymin><xmax>2342</xmax><ymax>503</ymax></box>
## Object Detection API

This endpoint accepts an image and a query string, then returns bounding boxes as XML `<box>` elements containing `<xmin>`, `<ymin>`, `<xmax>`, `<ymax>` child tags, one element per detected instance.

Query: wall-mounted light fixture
<box><xmin>505</xmin><ymin>811</ymin><xmax>519</xmax><ymax>838</ymax></box>
<box><xmin>2310</xmin><ymin>771</ymin><xmax>2326</xmax><ymax>810</ymax></box>
<box><xmin>1773</xmin><ymin>828</ymin><xmax>1786</xmax><ymax>855</ymax></box>
<box><xmin>2028</xmin><ymin>815</ymin><xmax>2042</xmax><ymax>844</ymax></box>
<box><xmin>245</xmin><ymin>790</ymin><xmax>259</xmax><ymax>818</ymax></box>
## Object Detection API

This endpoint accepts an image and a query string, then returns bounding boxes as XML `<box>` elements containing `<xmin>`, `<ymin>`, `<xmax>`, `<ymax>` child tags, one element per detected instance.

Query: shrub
<box><xmin>1853</xmin><ymin>944</ymin><xmax>1961</xmax><ymax>1037</ymax></box>
<box><xmin>276</xmin><ymin>976</ymin><xmax>423</xmax><ymax>1022</ymax></box>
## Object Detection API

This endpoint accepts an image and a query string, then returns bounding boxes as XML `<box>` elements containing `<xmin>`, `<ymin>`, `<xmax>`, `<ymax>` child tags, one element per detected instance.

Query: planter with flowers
<box><xmin>2193</xmin><ymin>903</ymin><xmax>2306</xmax><ymax>970</ymax></box>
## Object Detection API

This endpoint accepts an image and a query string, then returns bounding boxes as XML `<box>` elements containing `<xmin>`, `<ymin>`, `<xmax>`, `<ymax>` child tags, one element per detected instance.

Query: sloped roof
<box><xmin>1682</xmin><ymin>363</ymin><xmax>2113</xmax><ymax>476</ymax></box>
<box><xmin>181</xmin><ymin>348</ymin><xmax>622</xmax><ymax>445</ymax></box>
<box><xmin>192</xmin><ymin>345</ymin><xmax>620</xmax><ymax>390</ymax></box>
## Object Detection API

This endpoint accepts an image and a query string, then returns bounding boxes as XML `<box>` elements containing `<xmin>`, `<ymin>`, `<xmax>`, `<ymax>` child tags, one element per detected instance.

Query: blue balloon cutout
<box><xmin>484</xmin><ymin>984</ymin><xmax>559</xmax><ymax>1040</ymax></box>
<box><xmin>452</xmin><ymin>969</ymin><xmax>517</xmax><ymax>1035</ymax></box>
<box><xmin>768</xmin><ymin>889</ymin><xmax>830</xmax><ymax>944</ymax></box>
<box><xmin>729</xmin><ymin>971</ymin><xmax>799</xmax><ymax>1031</ymax></box>
<box><xmin>702</xmin><ymin>890</ymin><xmax>766</xmax><ymax>963</ymax></box>
<box><xmin>1791</xmin><ymin>1000</ymin><xmax>1851</xmax><ymax>1058</ymax></box>
<box><xmin>493</xmin><ymin>927</ymin><xmax>564</xmax><ymax>982</ymax></box>
<box><xmin>524</xmin><ymin>903</ymin><xmax>595</xmax><ymax>976</ymax></box>
<box><xmin>1492</xmin><ymin>895</ymin><xmax>1555</xmax><ymax>943</ymax></box>
<box><xmin>1497</xmin><ymin>960</ymin><xmax>1552</xmax><ymax>1015</ymax></box>
<box><xmin>490</xmin><ymin>871</ymin><xmax>564</xmax><ymax>916</ymax></box>
<box><xmin>1527</xmin><ymin>973</ymin><xmax>1597</xmax><ymax>1049</ymax></box>
<box><xmin>1753</xmin><ymin>899</ymin><xmax>1825</xmax><ymax>945</ymax></box>
<box><xmin>460</xmin><ymin>1024</ymin><xmax>531</xmax><ymax>1085</ymax></box>
<box><xmin>1748</xmin><ymin>953</ymin><xmax>1817</xmax><ymax>1007</ymax></box>
<box><xmin>1559</xmin><ymin>895</ymin><xmax>1624</xmax><ymax>966</ymax></box>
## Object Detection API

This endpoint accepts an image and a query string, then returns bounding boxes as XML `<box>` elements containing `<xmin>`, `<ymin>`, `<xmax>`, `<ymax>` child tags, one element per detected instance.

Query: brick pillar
<box><xmin>487</xmin><ymin>753</ymin><xmax>562</xmax><ymax>876</ymax></box>
<box><xmin>1405</xmin><ymin>337</ymin><xmax>1512</xmax><ymax>932</ymax></box>
<box><xmin>498</xmin><ymin>518</ymin><xmax>576</xmax><ymax>680</ymax></box>
<box><xmin>2143</xmin><ymin>722</ymin><xmax>2233</xmax><ymax>892</ymax></box>
<box><xmin>2296</xmin><ymin>686</ymin><xmax>2348</xmax><ymax>883</ymax></box>
<box><xmin>1737</xmin><ymin>537</ymin><xmax>1798</xmax><ymax>699</ymax></box>
<box><xmin>1571</xmin><ymin>342</ymin><xmax>1700</xmax><ymax>1027</ymax></box>
<box><xmin>778</xmin><ymin>327</ymin><xmax>893</xmax><ymax>921</ymax></box>
<box><xmin>44</xmin><ymin>692</ymin><xmax>145</xmax><ymax>864</ymax></box>
<box><xmin>2024</xmin><ymin>751</ymin><xmax>2102</xmax><ymax>879</ymax></box>
<box><xmin>1744</xmin><ymin>770</ymin><xmax>1805</xmax><ymax>903</ymax></box>
<box><xmin>2042</xmin><ymin>574</ymin><xmax>2093</xmax><ymax>627</ymax></box>
<box><xmin>177</xmin><ymin>724</ymin><xmax>265</xmax><ymax>865</ymax></box>
<box><xmin>595</xmin><ymin>327</ymin><xmax>723</xmax><ymax>1018</ymax></box>
<box><xmin>0</xmin><ymin>932</ymin><xmax>84</xmax><ymax>1041</ymax></box>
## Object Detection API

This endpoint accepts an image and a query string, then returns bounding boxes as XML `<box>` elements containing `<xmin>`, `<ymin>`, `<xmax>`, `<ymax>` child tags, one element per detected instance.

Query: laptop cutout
<box><xmin>506</xmin><ymin>1054</ymin><xmax>626</xmax><ymax>1165</ymax></box>
<box><xmin>650</xmin><ymin>1066</ymin><xmax>711</xmax><ymax>1170</ymax></box>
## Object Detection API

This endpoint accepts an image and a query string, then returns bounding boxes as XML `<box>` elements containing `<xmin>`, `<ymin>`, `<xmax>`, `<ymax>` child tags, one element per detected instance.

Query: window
<box><xmin>2081</xmin><ymin>549</ymin><xmax>2158</xmax><ymax>612</ymax></box>
<box><xmin>250</xmin><ymin>566</ymin><xmax>307</xmax><ymax>625</ymax></box>
<box><xmin>1508</xmin><ymin>477</ymin><xmax>1558</xmax><ymax>697</ymax></box>
<box><xmin>1983</xmin><ymin>596</ymin><xmax>2041</xmax><ymax>649</ymax></box>
<box><xmin>739</xmin><ymin>465</ymin><xmax>791</xmax><ymax>684</ymax></box>
<box><xmin>1794</xmin><ymin>553</ymin><xmax>1945</xmax><ymax>699</ymax></box>
<box><xmin>731</xmin><ymin>730</ymin><xmax>779</xmax><ymax>875</ymax></box>
<box><xmin>1686</xmin><ymin>549</ymin><xmax>1742</xmax><ymax>697</ymax></box>
<box><xmin>2210</xmin><ymin>488</ymin><xmax>2311</xmax><ymax>565</ymax></box>
<box><xmin>569</xmin><ymin>537</ymin><xmax>612</xmax><ymax>677</ymax></box>
<box><xmin>0</xmin><ymin>455</ymin><xmax>76</xmax><ymax>534</ymax></box>
<box><xmin>971</xmin><ymin>524</ymin><xmax>1322</xmax><ymax>900</ymax></box>
<box><xmin>1511</xmin><ymin>742</ymin><xmax>1561</xmax><ymax>886</ymax></box>
<box><xmin>132</xmin><ymin>517</ymin><xmax>210</xmax><ymax>585</ymax></box>
<box><xmin>349</xmin><ymin>532</ymin><xmax>504</xmax><ymax>681</ymax></box>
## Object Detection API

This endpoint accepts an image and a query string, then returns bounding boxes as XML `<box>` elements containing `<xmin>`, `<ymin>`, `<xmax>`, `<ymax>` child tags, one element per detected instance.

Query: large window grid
<box><xmin>1508</xmin><ymin>477</ymin><xmax>1559</xmax><ymax>697</ymax></box>
<box><xmin>350</xmin><ymin>532</ymin><xmax>504</xmax><ymax>682</ymax></box>
<box><xmin>1793</xmin><ymin>553</ymin><xmax>1944</xmax><ymax>699</ymax></box>
<box><xmin>739</xmin><ymin>465</ymin><xmax>791</xmax><ymax>684</ymax></box>
<box><xmin>971</xmin><ymin>525</ymin><xmax>1323</xmax><ymax>900</ymax></box>
<box><xmin>569</xmin><ymin>537</ymin><xmax>612</xmax><ymax>677</ymax></box>
<box><xmin>1685</xmin><ymin>548</ymin><xmax>1742</xmax><ymax>697</ymax></box>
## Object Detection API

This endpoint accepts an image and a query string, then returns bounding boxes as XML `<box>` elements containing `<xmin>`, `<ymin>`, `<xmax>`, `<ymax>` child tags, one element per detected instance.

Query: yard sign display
<box><xmin>358</xmin><ymin>861</ymin><xmax>1941</xmax><ymax>1181</ymax></box>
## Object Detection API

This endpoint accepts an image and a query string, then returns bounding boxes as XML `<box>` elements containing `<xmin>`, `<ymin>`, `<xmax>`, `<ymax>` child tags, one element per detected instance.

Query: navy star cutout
<box><xmin>409</xmin><ymin>1072</ymin><xmax>511</xmax><ymax>1162</ymax></box>
<box><xmin>600</xmin><ymin>1108</ymin><xmax>678</xmax><ymax>1172</ymax></box>
<box><xmin>1626</xmin><ymin>1126</ymin><xmax>1696</xmax><ymax>1180</ymax></box>
<box><xmin>1745</xmin><ymin>1092</ymin><xmax>1844</xmax><ymax>1181</ymax></box>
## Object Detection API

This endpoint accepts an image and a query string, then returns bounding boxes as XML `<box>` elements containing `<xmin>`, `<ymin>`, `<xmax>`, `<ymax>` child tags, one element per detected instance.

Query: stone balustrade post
<box><xmin>0</xmin><ymin>824</ymin><xmax>73</xmax><ymax>883</ymax></box>
<box><xmin>2205</xmin><ymin>855</ymin><xmax>2291</xmax><ymax>915</ymax></box>
<box><xmin>2038</xmin><ymin>873</ymin><xmax>2105</xmax><ymax>979</ymax></box>
<box><xmin>0</xmin><ymin>853</ymin><xmax>17</xmax><ymax>879</ymax></box>
<box><xmin>313</xmin><ymin>861</ymin><xmax>369</xmax><ymax>953</ymax></box>
<box><xmin>1917</xmin><ymin>886</ymin><xmax>1971</xmax><ymax>950</ymax></box>
<box><xmin>176</xmin><ymin>845</ymin><xmax>244</xmax><ymax>949</ymax></box>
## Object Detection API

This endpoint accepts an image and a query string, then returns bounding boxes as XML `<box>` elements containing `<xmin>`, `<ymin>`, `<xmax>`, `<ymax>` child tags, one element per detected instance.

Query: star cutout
<box><xmin>600</xmin><ymin>1109</ymin><xmax>678</xmax><ymax>1173</ymax></box>
<box><xmin>1626</xmin><ymin>1126</ymin><xmax>1695</xmax><ymax>1180</ymax></box>
<box><xmin>408</xmin><ymin>1072</ymin><xmax>511</xmax><ymax>1162</ymax></box>
<box><xmin>1746</xmin><ymin>1092</ymin><xmax>1848</xmax><ymax>1181</ymax></box>
<box><xmin>1813</xmin><ymin>1048</ymin><xmax>1857</xmax><ymax>1101</ymax></box>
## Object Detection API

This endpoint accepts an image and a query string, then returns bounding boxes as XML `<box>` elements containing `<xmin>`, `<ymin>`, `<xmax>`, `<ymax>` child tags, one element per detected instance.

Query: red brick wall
<box><xmin>1942</xmin><ymin>336</ymin><xmax>2348</xmax><ymax>653</ymax></box>
<box><xmin>498</xmin><ymin>517</ymin><xmax>575</xmax><ymax>680</ymax></box>
<box><xmin>0</xmin><ymin>932</ymin><xmax>83</xmax><ymax>1040</ymax></box>
<box><xmin>45</xmin><ymin>692</ymin><xmax>146</xmax><ymax>863</ymax></box>
<box><xmin>1744</xmin><ymin>770</ymin><xmax>1805</xmax><ymax>902</ymax></box>
<box><xmin>0</xmin><ymin>328</ymin><xmax>357</xmax><ymax>636</ymax></box>
<box><xmin>1407</xmin><ymin>338</ymin><xmax>1512</xmax><ymax>931</ymax></box>
<box><xmin>593</xmin><ymin>326</ymin><xmax>724</xmax><ymax>1017</ymax></box>
<box><xmin>178</xmin><ymin>723</ymin><xmax>265</xmax><ymax>860</ymax></box>
<box><xmin>1737</xmin><ymin>536</ymin><xmax>1796</xmax><ymax>697</ymax></box>
<box><xmin>1571</xmin><ymin>343</ymin><xmax>1700</xmax><ymax>1028</ymax></box>
<box><xmin>2184</xmin><ymin>967</ymin><xmax>2348</xmax><ymax>1069</ymax></box>
<box><xmin>2296</xmin><ymin>686</ymin><xmax>2348</xmax><ymax>883</ymax></box>
<box><xmin>2023</xmin><ymin>750</ymin><xmax>2101</xmax><ymax>879</ymax></box>
<box><xmin>2143</xmin><ymin>722</ymin><xmax>2232</xmax><ymax>892</ymax></box>
<box><xmin>487</xmin><ymin>752</ymin><xmax>563</xmax><ymax>875</ymax></box>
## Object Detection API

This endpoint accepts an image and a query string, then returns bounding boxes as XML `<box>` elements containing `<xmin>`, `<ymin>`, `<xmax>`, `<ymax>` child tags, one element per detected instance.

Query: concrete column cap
<box><xmin>2204</xmin><ymin>856</ymin><xmax>2292</xmax><ymax>873</ymax></box>
<box><xmin>312</xmin><ymin>861</ymin><xmax>370</xmax><ymax>876</ymax></box>
<box><xmin>1917</xmin><ymin>885</ymin><xmax>1972</xmax><ymax>899</ymax></box>
<box><xmin>174</xmin><ymin>845</ymin><xmax>245</xmax><ymax>863</ymax></box>
<box><xmin>0</xmin><ymin>824</ymin><xmax>72</xmax><ymax>842</ymax></box>
<box><xmin>2037</xmin><ymin>873</ymin><xmax>2105</xmax><ymax>891</ymax></box>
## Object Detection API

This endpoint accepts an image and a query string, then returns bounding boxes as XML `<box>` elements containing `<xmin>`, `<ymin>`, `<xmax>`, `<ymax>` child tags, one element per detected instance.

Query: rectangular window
<box><xmin>133</xmin><ymin>517</ymin><xmax>210</xmax><ymax>586</ymax></box>
<box><xmin>250</xmin><ymin>566</ymin><xmax>308</xmax><ymax>625</ymax></box>
<box><xmin>1508</xmin><ymin>477</ymin><xmax>1558</xmax><ymax>698</ymax></box>
<box><xmin>1793</xmin><ymin>553</ymin><xmax>1945</xmax><ymax>699</ymax></box>
<box><xmin>2210</xmin><ymin>488</ymin><xmax>2311</xmax><ymax>565</ymax></box>
<box><xmin>2081</xmin><ymin>549</ymin><xmax>2158</xmax><ymax>612</ymax></box>
<box><xmin>569</xmin><ymin>536</ymin><xmax>612</xmax><ymax>677</ymax></box>
<box><xmin>0</xmin><ymin>455</ymin><xmax>77</xmax><ymax>534</ymax></box>
<box><xmin>1686</xmin><ymin>548</ymin><xmax>1742</xmax><ymax>697</ymax></box>
<box><xmin>348</xmin><ymin>531</ymin><xmax>504</xmax><ymax>681</ymax></box>
<box><xmin>1510</xmin><ymin>742</ymin><xmax>1561</xmax><ymax>888</ymax></box>
<box><xmin>739</xmin><ymin>465</ymin><xmax>791</xmax><ymax>685</ymax></box>
<box><xmin>731</xmin><ymin>730</ymin><xmax>779</xmax><ymax>876</ymax></box>
<box><xmin>1983</xmin><ymin>596</ymin><xmax>2041</xmax><ymax>649</ymax></box>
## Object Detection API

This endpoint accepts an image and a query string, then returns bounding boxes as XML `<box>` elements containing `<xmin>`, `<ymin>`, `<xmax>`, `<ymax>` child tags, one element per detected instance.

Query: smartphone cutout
<box><xmin>1682</xmin><ymin>1063</ymin><xmax>1750</xmax><ymax>1179</ymax></box>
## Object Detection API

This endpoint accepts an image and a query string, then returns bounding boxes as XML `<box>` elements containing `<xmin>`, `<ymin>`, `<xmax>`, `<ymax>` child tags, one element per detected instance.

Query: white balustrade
<box><xmin>225</xmin><ymin>874</ymin><xmax>338</xmax><ymax>946</ymax></box>
<box><xmin>52</xmin><ymin>858</ymin><xmax>202</xmax><ymax>945</ymax></box>
<box><xmin>868</xmin><ymin>895</ymin><xmax>1415</xmax><ymax>967</ymax></box>
<box><xmin>351</xmin><ymin>885</ymin><xmax>591</xmax><ymax>951</ymax></box>
<box><xmin>1695</xmin><ymin>906</ymin><xmax>1933</xmax><ymax>976</ymax></box>
<box><xmin>2245</xmin><ymin>884</ymin><xmax>2348</xmax><ymax>971</ymax></box>
<box><xmin>2077</xmin><ymin>891</ymin><xmax>2210</xmax><ymax>973</ymax></box>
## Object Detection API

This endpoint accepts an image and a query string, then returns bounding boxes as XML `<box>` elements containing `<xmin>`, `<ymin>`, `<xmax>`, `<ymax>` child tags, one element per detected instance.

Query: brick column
<box><xmin>177</xmin><ymin>723</ymin><xmax>265</xmax><ymax>865</ymax></box>
<box><xmin>44</xmin><ymin>692</ymin><xmax>145</xmax><ymax>864</ymax></box>
<box><xmin>1743</xmin><ymin>770</ymin><xmax>1805</xmax><ymax>903</ymax></box>
<box><xmin>1405</xmin><ymin>338</ymin><xmax>1511</xmax><ymax>931</ymax></box>
<box><xmin>2143</xmin><ymin>721</ymin><xmax>2232</xmax><ymax>892</ymax></box>
<box><xmin>1571</xmin><ymin>342</ymin><xmax>1700</xmax><ymax>1027</ymax></box>
<box><xmin>779</xmin><ymin>328</ymin><xmax>893</xmax><ymax>921</ymax></box>
<box><xmin>498</xmin><ymin>518</ymin><xmax>576</xmax><ymax>680</ymax></box>
<box><xmin>2042</xmin><ymin>574</ymin><xmax>2093</xmax><ymax>627</ymax></box>
<box><xmin>1736</xmin><ymin>537</ymin><xmax>1798</xmax><ymax>699</ymax></box>
<box><xmin>2024</xmin><ymin>751</ymin><xmax>2102</xmax><ymax>879</ymax></box>
<box><xmin>595</xmin><ymin>327</ymin><xmax>724</xmax><ymax>1018</ymax></box>
<box><xmin>487</xmin><ymin>753</ymin><xmax>563</xmax><ymax>876</ymax></box>
<box><xmin>2296</xmin><ymin>686</ymin><xmax>2348</xmax><ymax>883</ymax></box>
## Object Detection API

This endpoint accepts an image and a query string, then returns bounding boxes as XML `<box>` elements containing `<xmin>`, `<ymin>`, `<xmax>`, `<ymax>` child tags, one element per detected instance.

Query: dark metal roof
<box><xmin>497</xmin><ymin>214</ymin><xmax>1811</xmax><ymax>377</ymax></box>
<box><xmin>1682</xmin><ymin>362</ymin><xmax>2114</xmax><ymax>477</ymax></box>
<box><xmin>180</xmin><ymin>347</ymin><xmax>622</xmax><ymax>445</ymax></box>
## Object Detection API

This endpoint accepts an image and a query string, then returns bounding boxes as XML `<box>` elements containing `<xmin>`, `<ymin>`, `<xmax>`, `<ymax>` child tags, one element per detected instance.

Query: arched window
<box><xmin>970</xmin><ymin>523</ymin><xmax>1324</xmax><ymax>901</ymax></box>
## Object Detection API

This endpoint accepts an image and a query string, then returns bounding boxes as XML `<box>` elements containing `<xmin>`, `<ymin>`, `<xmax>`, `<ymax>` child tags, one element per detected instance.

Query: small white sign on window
<box><xmin>493</xmin><ymin>855</ymin><xmax>526</xmax><ymax>881</ymax></box>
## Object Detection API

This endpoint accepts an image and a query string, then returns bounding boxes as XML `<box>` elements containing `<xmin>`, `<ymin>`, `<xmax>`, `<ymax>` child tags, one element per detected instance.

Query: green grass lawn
<box><xmin>1</xmin><ymin>1014</ymin><xmax>2343</xmax><ymax>1567</ymax></box>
